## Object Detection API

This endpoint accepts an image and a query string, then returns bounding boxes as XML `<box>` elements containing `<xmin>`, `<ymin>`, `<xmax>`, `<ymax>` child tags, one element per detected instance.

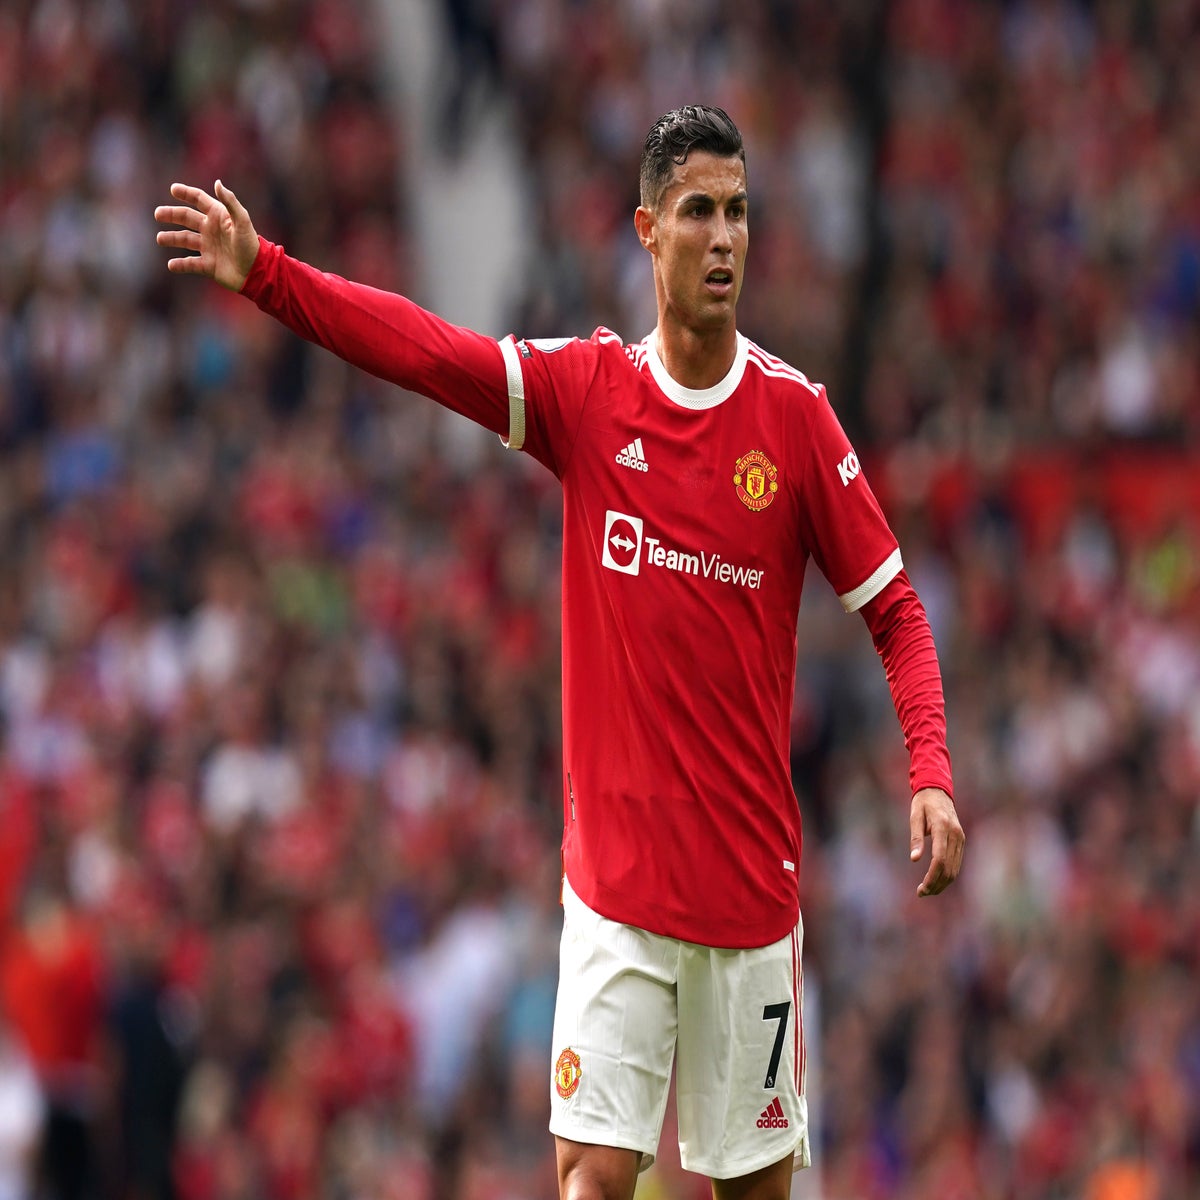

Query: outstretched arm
<box><xmin>154</xmin><ymin>181</ymin><xmax>260</xmax><ymax>291</ymax></box>
<box><xmin>153</xmin><ymin>181</ymin><xmax>512</xmax><ymax>438</ymax></box>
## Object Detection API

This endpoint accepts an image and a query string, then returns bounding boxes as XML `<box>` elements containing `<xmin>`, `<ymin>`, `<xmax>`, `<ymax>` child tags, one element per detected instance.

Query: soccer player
<box><xmin>156</xmin><ymin>105</ymin><xmax>964</xmax><ymax>1200</ymax></box>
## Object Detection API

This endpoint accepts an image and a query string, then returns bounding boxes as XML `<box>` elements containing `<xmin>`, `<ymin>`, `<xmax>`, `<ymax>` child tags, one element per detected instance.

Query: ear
<box><xmin>634</xmin><ymin>205</ymin><xmax>657</xmax><ymax>254</ymax></box>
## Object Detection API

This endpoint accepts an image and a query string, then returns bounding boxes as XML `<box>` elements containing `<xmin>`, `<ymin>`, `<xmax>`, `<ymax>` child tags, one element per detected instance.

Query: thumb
<box><xmin>909</xmin><ymin>806</ymin><xmax>926</xmax><ymax>861</ymax></box>
<box><xmin>209</xmin><ymin>179</ymin><xmax>258</xmax><ymax>292</ymax></box>
<box><xmin>214</xmin><ymin>179</ymin><xmax>243</xmax><ymax>219</ymax></box>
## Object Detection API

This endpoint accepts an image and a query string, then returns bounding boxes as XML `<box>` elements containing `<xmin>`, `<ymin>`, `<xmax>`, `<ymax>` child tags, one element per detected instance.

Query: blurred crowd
<box><xmin>0</xmin><ymin>1</ymin><xmax>1198</xmax><ymax>1200</ymax></box>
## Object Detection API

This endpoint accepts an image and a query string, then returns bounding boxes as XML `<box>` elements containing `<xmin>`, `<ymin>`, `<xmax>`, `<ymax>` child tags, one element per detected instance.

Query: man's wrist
<box><xmin>238</xmin><ymin>235</ymin><xmax>272</xmax><ymax>299</ymax></box>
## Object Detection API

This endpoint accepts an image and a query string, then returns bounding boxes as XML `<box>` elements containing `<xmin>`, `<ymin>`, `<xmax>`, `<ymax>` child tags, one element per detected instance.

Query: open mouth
<box><xmin>706</xmin><ymin>269</ymin><xmax>733</xmax><ymax>285</ymax></box>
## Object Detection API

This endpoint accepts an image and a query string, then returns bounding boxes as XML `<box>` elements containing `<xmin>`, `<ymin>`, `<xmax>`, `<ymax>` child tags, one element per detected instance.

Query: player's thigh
<box><xmin>675</xmin><ymin>916</ymin><xmax>809</xmax><ymax>1181</ymax></box>
<box><xmin>549</xmin><ymin>878</ymin><xmax>680</xmax><ymax>1167</ymax></box>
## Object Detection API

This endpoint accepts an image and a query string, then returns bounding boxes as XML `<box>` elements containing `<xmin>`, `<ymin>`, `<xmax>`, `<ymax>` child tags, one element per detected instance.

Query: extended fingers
<box><xmin>156</xmin><ymin>228</ymin><xmax>201</xmax><ymax>253</ymax></box>
<box><xmin>155</xmin><ymin>183</ymin><xmax>225</xmax><ymax>234</ymax></box>
<box><xmin>154</xmin><ymin>204</ymin><xmax>205</xmax><ymax>231</ymax></box>
<box><xmin>165</xmin><ymin>254</ymin><xmax>212</xmax><ymax>275</ymax></box>
<box><xmin>169</xmin><ymin>181</ymin><xmax>217</xmax><ymax>211</ymax></box>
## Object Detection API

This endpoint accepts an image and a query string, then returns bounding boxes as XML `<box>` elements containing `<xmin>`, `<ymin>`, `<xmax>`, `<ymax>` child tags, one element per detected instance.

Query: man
<box><xmin>156</xmin><ymin>105</ymin><xmax>964</xmax><ymax>1200</ymax></box>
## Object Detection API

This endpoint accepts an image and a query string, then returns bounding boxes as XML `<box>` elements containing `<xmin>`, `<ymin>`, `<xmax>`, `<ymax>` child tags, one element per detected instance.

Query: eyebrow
<box><xmin>678</xmin><ymin>190</ymin><xmax>749</xmax><ymax>208</ymax></box>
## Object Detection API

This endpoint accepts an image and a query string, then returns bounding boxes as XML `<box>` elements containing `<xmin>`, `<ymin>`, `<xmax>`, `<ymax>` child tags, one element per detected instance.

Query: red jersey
<box><xmin>243</xmin><ymin>239</ymin><xmax>952</xmax><ymax>948</ymax></box>
<box><xmin>509</xmin><ymin>330</ymin><xmax>902</xmax><ymax>946</ymax></box>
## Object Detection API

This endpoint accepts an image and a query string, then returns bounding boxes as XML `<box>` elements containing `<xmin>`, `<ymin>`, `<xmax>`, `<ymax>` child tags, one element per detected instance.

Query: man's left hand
<box><xmin>909</xmin><ymin>787</ymin><xmax>964</xmax><ymax>897</ymax></box>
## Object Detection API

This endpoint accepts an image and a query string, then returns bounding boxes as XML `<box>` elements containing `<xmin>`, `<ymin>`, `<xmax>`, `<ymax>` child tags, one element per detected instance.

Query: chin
<box><xmin>696</xmin><ymin>304</ymin><xmax>736</xmax><ymax>328</ymax></box>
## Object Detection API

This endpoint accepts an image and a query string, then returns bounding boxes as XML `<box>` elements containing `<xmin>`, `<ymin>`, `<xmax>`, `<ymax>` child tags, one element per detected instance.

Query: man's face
<box><xmin>637</xmin><ymin>150</ymin><xmax>748</xmax><ymax>333</ymax></box>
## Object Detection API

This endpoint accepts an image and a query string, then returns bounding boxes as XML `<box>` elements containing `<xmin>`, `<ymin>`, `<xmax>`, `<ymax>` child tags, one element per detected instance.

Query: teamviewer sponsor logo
<box><xmin>602</xmin><ymin>510</ymin><xmax>643</xmax><ymax>575</ymax></box>
<box><xmin>757</xmin><ymin>1097</ymin><xmax>790</xmax><ymax>1129</ymax></box>
<box><xmin>600</xmin><ymin>510</ymin><xmax>765</xmax><ymax>589</ymax></box>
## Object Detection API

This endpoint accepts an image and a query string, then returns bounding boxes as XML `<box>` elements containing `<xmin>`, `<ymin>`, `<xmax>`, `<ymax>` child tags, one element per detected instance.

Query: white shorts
<box><xmin>549</xmin><ymin>877</ymin><xmax>810</xmax><ymax>1180</ymax></box>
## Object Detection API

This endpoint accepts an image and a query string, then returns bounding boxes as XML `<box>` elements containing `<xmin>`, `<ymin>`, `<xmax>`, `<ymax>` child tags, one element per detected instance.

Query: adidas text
<box><xmin>757</xmin><ymin>1098</ymin><xmax>790</xmax><ymax>1129</ymax></box>
<box><xmin>615</xmin><ymin>439</ymin><xmax>649</xmax><ymax>472</ymax></box>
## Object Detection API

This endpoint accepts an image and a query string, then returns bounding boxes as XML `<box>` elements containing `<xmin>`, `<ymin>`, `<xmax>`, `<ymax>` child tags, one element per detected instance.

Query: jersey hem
<box><xmin>577</xmin><ymin>874</ymin><xmax>799</xmax><ymax>950</ymax></box>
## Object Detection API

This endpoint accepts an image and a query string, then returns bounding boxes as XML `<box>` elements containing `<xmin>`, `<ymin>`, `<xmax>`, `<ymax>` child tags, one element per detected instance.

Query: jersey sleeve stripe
<box><xmin>745</xmin><ymin>345</ymin><xmax>821</xmax><ymax>397</ymax></box>
<box><xmin>497</xmin><ymin>336</ymin><xmax>526</xmax><ymax>451</ymax></box>
<box><xmin>837</xmin><ymin>547</ymin><xmax>903</xmax><ymax>613</ymax></box>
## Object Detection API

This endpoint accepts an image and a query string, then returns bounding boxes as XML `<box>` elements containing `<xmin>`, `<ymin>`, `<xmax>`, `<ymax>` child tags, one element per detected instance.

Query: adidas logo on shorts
<box><xmin>615</xmin><ymin>438</ymin><xmax>649</xmax><ymax>472</ymax></box>
<box><xmin>757</xmin><ymin>1097</ymin><xmax>790</xmax><ymax>1129</ymax></box>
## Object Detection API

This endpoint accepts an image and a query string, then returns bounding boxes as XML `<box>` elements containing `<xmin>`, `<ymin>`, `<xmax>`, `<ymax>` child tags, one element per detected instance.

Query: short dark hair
<box><xmin>639</xmin><ymin>105</ymin><xmax>746</xmax><ymax>211</ymax></box>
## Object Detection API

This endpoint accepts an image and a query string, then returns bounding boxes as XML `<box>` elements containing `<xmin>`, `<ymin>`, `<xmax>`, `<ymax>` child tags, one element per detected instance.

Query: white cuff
<box><xmin>838</xmin><ymin>547</ymin><xmax>903</xmax><ymax>613</ymax></box>
<box><xmin>498</xmin><ymin>337</ymin><xmax>526</xmax><ymax>451</ymax></box>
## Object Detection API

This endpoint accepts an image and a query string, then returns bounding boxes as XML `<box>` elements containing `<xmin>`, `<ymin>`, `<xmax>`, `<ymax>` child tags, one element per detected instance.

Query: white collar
<box><xmin>644</xmin><ymin>331</ymin><xmax>748</xmax><ymax>410</ymax></box>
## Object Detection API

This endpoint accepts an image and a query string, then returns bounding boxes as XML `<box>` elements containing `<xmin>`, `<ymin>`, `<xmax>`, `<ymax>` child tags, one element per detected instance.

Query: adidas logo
<box><xmin>615</xmin><ymin>438</ymin><xmax>649</xmax><ymax>472</ymax></box>
<box><xmin>756</xmin><ymin>1097</ymin><xmax>790</xmax><ymax>1129</ymax></box>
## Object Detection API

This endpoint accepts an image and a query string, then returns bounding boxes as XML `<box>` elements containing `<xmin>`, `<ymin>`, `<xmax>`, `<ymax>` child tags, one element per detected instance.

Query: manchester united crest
<box><xmin>554</xmin><ymin>1047</ymin><xmax>583</xmax><ymax>1099</ymax></box>
<box><xmin>733</xmin><ymin>450</ymin><xmax>779</xmax><ymax>512</ymax></box>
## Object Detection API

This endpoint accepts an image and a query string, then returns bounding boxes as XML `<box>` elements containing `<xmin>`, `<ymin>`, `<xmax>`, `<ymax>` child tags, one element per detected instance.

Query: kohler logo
<box><xmin>836</xmin><ymin>450</ymin><xmax>860</xmax><ymax>486</ymax></box>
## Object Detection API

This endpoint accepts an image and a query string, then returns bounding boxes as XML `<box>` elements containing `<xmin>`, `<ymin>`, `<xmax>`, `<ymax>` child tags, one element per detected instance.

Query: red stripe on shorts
<box><xmin>791</xmin><ymin>928</ymin><xmax>802</xmax><ymax>1090</ymax></box>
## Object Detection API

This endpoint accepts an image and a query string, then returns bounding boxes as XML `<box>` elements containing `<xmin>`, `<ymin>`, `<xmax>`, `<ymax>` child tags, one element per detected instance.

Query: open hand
<box><xmin>154</xmin><ymin>180</ymin><xmax>259</xmax><ymax>292</ymax></box>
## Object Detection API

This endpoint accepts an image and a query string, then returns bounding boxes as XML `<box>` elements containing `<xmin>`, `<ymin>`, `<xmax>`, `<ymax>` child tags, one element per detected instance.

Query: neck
<box><xmin>655</xmin><ymin>317</ymin><xmax>738</xmax><ymax>391</ymax></box>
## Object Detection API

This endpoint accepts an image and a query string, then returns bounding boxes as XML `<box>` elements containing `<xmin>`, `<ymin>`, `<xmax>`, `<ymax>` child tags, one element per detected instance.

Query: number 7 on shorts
<box><xmin>761</xmin><ymin>1001</ymin><xmax>791</xmax><ymax>1089</ymax></box>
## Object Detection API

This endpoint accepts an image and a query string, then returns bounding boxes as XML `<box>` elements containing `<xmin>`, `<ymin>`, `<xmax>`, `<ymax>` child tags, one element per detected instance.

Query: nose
<box><xmin>712</xmin><ymin>212</ymin><xmax>733</xmax><ymax>253</ymax></box>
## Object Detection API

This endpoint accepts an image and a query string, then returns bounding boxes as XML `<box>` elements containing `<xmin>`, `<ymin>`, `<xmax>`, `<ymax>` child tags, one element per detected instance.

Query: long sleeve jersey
<box><xmin>243</xmin><ymin>237</ymin><xmax>953</xmax><ymax>947</ymax></box>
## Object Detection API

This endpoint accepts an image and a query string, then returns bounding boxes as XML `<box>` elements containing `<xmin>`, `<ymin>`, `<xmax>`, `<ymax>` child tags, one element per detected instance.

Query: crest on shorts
<box><xmin>733</xmin><ymin>450</ymin><xmax>779</xmax><ymax>512</ymax></box>
<box><xmin>554</xmin><ymin>1047</ymin><xmax>582</xmax><ymax>1099</ymax></box>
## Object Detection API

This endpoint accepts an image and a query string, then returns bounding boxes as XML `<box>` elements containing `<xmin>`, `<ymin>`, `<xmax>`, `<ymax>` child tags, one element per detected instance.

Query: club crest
<box><xmin>733</xmin><ymin>450</ymin><xmax>779</xmax><ymax>512</ymax></box>
<box><xmin>554</xmin><ymin>1047</ymin><xmax>583</xmax><ymax>1099</ymax></box>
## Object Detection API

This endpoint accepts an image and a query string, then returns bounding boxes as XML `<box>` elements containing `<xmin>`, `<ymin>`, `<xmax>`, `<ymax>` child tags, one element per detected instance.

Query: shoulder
<box><xmin>587</xmin><ymin>326</ymin><xmax>647</xmax><ymax>368</ymax></box>
<box><xmin>741</xmin><ymin>338</ymin><xmax>824</xmax><ymax>402</ymax></box>
<box><xmin>511</xmin><ymin>327</ymin><xmax>633</xmax><ymax>364</ymax></box>
<box><xmin>567</xmin><ymin>327</ymin><xmax>652</xmax><ymax>375</ymax></box>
